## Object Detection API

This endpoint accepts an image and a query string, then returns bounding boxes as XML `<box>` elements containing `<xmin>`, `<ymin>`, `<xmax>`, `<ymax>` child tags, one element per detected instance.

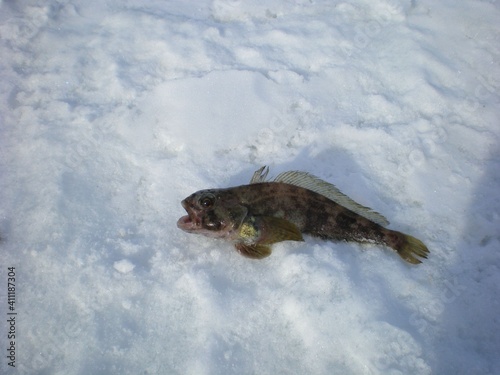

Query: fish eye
<box><xmin>199</xmin><ymin>194</ymin><xmax>215</xmax><ymax>208</ymax></box>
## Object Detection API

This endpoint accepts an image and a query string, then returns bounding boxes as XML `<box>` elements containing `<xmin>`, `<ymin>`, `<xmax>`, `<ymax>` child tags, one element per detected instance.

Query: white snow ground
<box><xmin>1</xmin><ymin>0</ymin><xmax>499</xmax><ymax>374</ymax></box>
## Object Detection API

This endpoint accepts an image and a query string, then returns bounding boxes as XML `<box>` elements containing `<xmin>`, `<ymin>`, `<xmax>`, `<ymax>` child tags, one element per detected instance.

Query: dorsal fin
<box><xmin>250</xmin><ymin>166</ymin><xmax>269</xmax><ymax>184</ymax></box>
<box><xmin>250</xmin><ymin>166</ymin><xmax>389</xmax><ymax>226</ymax></box>
<box><xmin>274</xmin><ymin>170</ymin><xmax>390</xmax><ymax>226</ymax></box>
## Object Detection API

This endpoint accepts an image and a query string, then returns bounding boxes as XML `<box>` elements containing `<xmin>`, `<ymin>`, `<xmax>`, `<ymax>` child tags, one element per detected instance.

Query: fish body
<box><xmin>177</xmin><ymin>166</ymin><xmax>429</xmax><ymax>264</ymax></box>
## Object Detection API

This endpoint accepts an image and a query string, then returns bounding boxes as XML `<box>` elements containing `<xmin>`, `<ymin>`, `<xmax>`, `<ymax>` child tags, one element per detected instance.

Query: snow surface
<box><xmin>1</xmin><ymin>0</ymin><xmax>499</xmax><ymax>374</ymax></box>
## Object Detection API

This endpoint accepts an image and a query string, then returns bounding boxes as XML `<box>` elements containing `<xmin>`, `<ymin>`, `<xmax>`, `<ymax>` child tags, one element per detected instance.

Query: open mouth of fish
<box><xmin>177</xmin><ymin>201</ymin><xmax>201</xmax><ymax>231</ymax></box>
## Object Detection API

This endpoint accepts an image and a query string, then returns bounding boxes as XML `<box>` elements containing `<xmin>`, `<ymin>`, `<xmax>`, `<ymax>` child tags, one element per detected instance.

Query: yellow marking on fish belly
<box><xmin>239</xmin><ymin>222</ymin><xmax>258</xmax><ymax>240</ymax></box>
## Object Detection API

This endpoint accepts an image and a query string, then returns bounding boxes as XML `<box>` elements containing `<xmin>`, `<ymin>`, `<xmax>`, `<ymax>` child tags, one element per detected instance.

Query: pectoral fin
<box><xmin>259</xmin><ymin>216</ymin><xmax>304</xmax><ymax>244</ymax></box>
<box><xmin>234</xmin><ymin>216</ymin><xmax>303</xmax><ymax>259</ymax></box>
<box><xmin>235</xmin><ymin>243</ymin><xmax>272</xmax><ymax>259</ymax></box>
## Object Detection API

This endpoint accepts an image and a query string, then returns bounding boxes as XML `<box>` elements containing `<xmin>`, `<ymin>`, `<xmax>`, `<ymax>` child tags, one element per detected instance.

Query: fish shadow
<box><xmin>429</xmin><ymin>146</ymin><xmax>500</xmax><ymax>374</ymax></box>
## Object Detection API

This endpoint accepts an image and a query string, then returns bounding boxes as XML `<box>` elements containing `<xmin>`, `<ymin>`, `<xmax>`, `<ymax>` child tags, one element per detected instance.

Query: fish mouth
<box><xmin>177</xmin><ymin>200</ymin><xmax>201</xmax><ymax>232</ymax></box>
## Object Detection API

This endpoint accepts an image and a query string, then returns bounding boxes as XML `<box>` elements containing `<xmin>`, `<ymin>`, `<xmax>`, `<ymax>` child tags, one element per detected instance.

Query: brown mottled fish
<box><xmin>177</xmin><ymin>166</ymin><xmax>429</xmax><ymax>264</ymax></box>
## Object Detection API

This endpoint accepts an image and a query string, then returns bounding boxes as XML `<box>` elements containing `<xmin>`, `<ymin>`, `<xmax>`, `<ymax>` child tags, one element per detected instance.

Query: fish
<box><xmin>177</xmin><ymin>166</ymin><xmax>429</xmax><ymax>264</ymax></box>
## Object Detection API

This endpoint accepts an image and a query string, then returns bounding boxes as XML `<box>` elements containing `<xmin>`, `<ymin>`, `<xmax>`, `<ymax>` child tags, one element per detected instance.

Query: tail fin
<box><xmin>385</xmin><ymin>230</ymin><xmax>429</xmax><ymax>264</ymax></box>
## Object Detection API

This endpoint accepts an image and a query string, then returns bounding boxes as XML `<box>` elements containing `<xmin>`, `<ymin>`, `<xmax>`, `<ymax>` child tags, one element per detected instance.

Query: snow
<box><xmin>113</xmin><ymin>259</ymin><xmax>136</xmax><ymax>274</ymax></box>
<box><xmin>1</xmin><ymin>0</ymin><xmax>499</xmax><ymax>374</ymax></box>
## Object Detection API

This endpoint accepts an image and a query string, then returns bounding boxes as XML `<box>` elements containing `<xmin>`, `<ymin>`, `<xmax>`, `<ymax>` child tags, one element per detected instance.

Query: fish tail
<box><xmin>384</xmin><ymin>230</ymin><xmax>429</xmax><ymax>264</ymax></box>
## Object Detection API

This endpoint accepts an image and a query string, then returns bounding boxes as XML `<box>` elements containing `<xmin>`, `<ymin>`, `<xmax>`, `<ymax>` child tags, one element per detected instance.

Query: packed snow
<box><xmin>1</xmin><ymin>0</ymin><xmax>499</xmax><ymax>374</ymax></box>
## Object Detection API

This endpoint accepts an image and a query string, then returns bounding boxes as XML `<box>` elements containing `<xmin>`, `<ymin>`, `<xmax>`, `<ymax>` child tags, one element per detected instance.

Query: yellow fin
<box><xmin>235</xmin><ymin>243</ymin><xmax>272</xmax><ymax>259</ymax></box>
<box><xmin>259</xmin><ymin>216</ymin><xmax>304</xmax><ymax>244</ymax></box>
<box><xmin>397</xmin><ymin>234</ymin><xmax>430</xmax><ymax>264</ymax></box>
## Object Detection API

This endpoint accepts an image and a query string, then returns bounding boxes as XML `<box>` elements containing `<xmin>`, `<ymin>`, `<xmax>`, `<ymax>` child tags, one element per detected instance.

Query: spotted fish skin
<box><xmin>177</xmin><ymin>167</ymin><xmax>429</xmax><ymax>264</ymax></box>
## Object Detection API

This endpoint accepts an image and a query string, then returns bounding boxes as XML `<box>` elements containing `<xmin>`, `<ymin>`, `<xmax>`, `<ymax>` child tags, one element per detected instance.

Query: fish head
<box><xmin>177</xmin><ymin>189</ymin><xmax>247</xmax><ymax>239</ymax></box>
